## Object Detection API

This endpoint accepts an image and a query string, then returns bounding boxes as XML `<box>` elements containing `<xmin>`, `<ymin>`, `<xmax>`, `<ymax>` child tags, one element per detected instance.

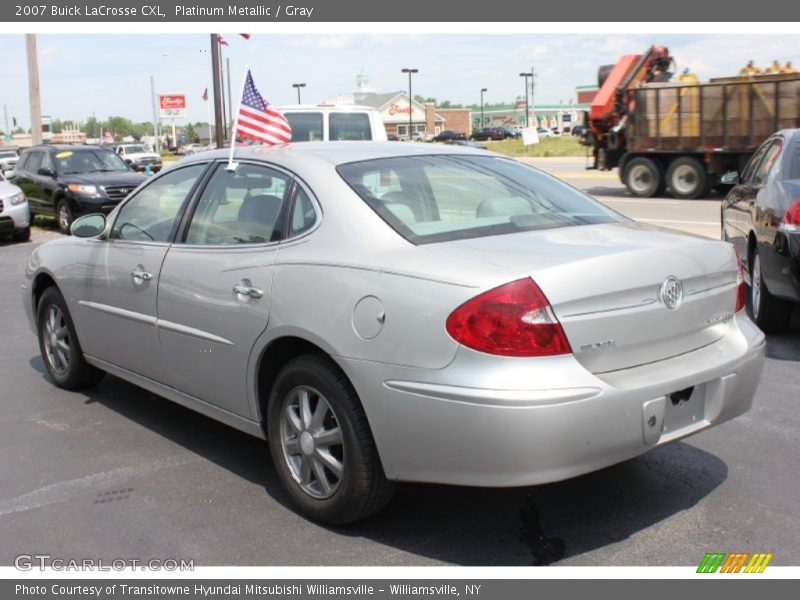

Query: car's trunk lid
<box><xmin>426</xmin><ymin>222</ymin><xmax>739</xmax><ymax>373</ymax></box>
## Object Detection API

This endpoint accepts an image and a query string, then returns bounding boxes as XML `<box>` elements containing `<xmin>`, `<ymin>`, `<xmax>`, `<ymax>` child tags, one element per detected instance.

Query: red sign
<box><xmin>159</xmin><ymin>95</ymin><xmax>186</xmax><ymax>110</ymax></box>
<box><xmin>389</xmin><ymin>103</ymin><xmax>412</xmax><ymax>116</ymax></box>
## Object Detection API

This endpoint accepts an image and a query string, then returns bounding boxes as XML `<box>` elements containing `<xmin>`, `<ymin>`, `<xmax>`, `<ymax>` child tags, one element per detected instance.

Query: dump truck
<box><xmin>583</xmin><ymin>46</ymin><xmax>800</xmax><ymax>198</ymax></box>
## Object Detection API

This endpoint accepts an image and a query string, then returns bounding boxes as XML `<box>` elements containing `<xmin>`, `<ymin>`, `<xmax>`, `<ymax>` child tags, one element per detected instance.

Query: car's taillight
<box><xmin>733</xmin><ymin>247</ymin><xmax>746</xmax><ymax>313</ymax></box>
<box><xmin>779</xmin><ymin>198</ymin><xmax>800</xmax><ymax>232</ymax></box>
<box><xmin>445</xmin><ymin>278</ymin><xmax>572</xmax><ymax>357</ymax></box>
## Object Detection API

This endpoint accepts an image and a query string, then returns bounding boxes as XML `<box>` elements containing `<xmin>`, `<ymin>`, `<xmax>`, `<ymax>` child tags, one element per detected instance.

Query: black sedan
<box><xmin>469</xmin><ymin>127</ymin><xmax>507</xmax><ymax>142</ymax></box>
<box><xmin>722</xmin><ymin>129</ymin><xmax>800</xmax><ymax>331</ymax></box>
<box><xmin>11</xmin><ymin>145</ymin><xmax>145</xmax><ymax>234</ymax></box>
<box><xmin>432</xmin><ymin>130</ymin><xmax>466</xmax><ymax>143</ymax></box>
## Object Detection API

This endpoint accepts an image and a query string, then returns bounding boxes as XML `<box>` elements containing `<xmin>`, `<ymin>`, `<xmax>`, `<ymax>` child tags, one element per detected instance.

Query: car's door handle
<box><xmin>233</xmin><ymin>279</ymin><xmax>263</xmax><ymax>299</ymax></box>
<box><xmin>130</xmin><ymin>267</ymin><xmax>153</xmax><ymax>282</ymax></box>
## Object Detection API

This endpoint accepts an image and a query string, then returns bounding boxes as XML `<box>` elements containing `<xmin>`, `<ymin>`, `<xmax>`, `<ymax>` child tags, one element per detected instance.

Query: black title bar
<box><xmin>3</xmin><ymin>0</ymin><xmax>799</xmax><ymax>22</ymax></box>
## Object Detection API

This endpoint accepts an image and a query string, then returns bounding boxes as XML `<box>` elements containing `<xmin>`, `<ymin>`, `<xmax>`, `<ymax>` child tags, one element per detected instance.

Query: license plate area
<box><xmin>661</xmin><ymin>383</ymin><xmax>708</xmax><ymax>441</ymax></box>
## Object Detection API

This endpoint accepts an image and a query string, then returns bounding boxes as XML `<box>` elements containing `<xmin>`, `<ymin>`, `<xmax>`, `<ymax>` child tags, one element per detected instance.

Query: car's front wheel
<box><xmin>267</xmin><ymin>354</ymin><xmax>395</xmax><ymax>525</ymax></box>
<box><xmin>56</xmin><ymin>199</ymin><xmax>73</xmax><ymax>234</ymax></box>
<box><xmin>37</xmin><ymin>287</ymin><xmax>104</xmax><ymax>389</ymax></box>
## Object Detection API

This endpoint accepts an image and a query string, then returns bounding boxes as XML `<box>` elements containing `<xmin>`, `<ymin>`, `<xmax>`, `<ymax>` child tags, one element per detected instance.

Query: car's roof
<box><xmin>179</xmin><ymin>141</ymin><xmax>490</xmax><ymax>168</ymax></box>
<box><xmin>26</xmin><ymin>144</ymin><xmax>110</xmax><ymax>152</ymax></box>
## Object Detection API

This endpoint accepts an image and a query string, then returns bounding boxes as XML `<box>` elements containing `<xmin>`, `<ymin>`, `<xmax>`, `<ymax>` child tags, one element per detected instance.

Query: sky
<box><xmin>1</xmin><ymin>33</ymin><xmax>799</xmax><ymax>130</ymax></box>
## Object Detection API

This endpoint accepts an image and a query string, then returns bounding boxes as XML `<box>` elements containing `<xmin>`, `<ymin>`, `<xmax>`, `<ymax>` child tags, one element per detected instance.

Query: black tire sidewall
<box><xmin>37</xmin><ymin>288</ymin><xmax>82</xmax><ymax>387</ymax></box>
<box><xmin>266</xmin><ymin>356</ymin><xmax>375</xmax><ymax>525</ymax></box>
<box><xmin>667</xmin><ymin>157</ymin><xmax>707</xmax><ymax>199</ymax></box>
<box><xmin>56</xmin><ymin>199</ymin><xmax>73</xmax><ymax>234</ymax></box>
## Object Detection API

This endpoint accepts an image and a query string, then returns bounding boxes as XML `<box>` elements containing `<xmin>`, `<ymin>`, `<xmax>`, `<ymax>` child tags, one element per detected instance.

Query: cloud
<box><xmin>38</xmin><ymin>46</ymin><xmax>57</xmax><ymax>57</ymax></box>
<box><xmin>512</xmin><ymin>42</ymin><xmax>549</xmax><ymax>60</ymax></box>
<box><xmin>288</xmin><ymin>35</ymin><xmax>354</xmax><ymax>49</ymax></box>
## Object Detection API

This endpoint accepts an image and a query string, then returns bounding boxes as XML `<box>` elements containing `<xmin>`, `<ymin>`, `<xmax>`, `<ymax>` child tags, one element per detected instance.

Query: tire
<box><xmin>623</xmin><ymin>157</ymin><xmax>664</xmax><ymax>198</ymax></box>
<box><xmin>666</xmin><ymin>156</ymin><xmax>708</xmax><ymax>199</ymax></box>
<box><xmin>37</xmin><ymin>287</ymin><xmax>105</xmax><ymax>390</ymax></box>
<box><xmin>267</xmin><ymin>354</ymin><xmax>395</xmax><ymax>525</ymax></box>
<box><xmin>12</xmin><ymin>226</ymin><xmax>31</xmax><ymax>242</ymax></box>
<box><xmin>56</xmin><ymin>199</ymin><xmax>73</xmax><ymax>234</ymax></box>
<box><xmin>748</xmin><ymin>245</ymin><xmax>793</xmax><ymax>333</ymax></box>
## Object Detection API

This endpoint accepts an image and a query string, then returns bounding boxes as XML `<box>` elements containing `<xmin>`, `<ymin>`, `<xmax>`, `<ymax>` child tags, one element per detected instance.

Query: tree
<box><xmin>184</xmin><ymin>123</ymin><xmax>196</xmax><ymax>143</ymax></box>
<box><xmin>105</xmin><ymin>115</ymin><xmax>134</xmax><ymax>138</ymax></box>
<box><xmin>82</xmin><ymin>116</ymin><xmax>101</xmax><ymax>138</ymax></box>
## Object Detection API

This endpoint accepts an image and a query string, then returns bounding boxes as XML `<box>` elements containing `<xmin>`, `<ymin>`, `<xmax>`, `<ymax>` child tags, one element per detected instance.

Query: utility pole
<box><xmin>210</xmin><ymin>35</ymin><xmax>225</xmax><ymax>148</ymax></box>
<box><xmin>226</xmin><ymin>57</ymin><xmax>233</xmax><ymax>138</ymax></box>
<box><xmin>25</xmin><ymin>34</ymin><xmax>43</xmax><ymax>145</ymax></box>
<box><xmin>150</xmin><ymin>76</ymin><xmax>160</xmax><ymax>152</ymax></box>
<box><xmin>218</xmin><ymin>42</ymin><xmax>227</xmax><ymax>142</ymax></box>
<box><xmin>3</xmin><ymin>105</ymin><xmax>8</xmax><ymax>139</ymax></box>
<box><xmin>530</xmin><ymin>66</ymin><xmax>537</xmax><ymax>127</ymax></box>
<box><xmin>519</xmin><ymin>72</ymin><xmax>532</xmax><ymax>129</ymax></box>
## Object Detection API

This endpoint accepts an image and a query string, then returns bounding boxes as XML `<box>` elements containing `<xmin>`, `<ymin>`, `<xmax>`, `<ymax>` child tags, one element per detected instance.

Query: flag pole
<box><xmin>226</xmin><ymin>64</ymin><xmax>249</xmax><ymax>172</ymax></box>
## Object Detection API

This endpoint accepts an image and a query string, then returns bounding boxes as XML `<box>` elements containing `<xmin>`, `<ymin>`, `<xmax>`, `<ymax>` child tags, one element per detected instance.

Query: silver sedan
<box><xmin>22</xmin><ymin>143</ymin><xmax>765</xmax><ymax>524</ymax></box>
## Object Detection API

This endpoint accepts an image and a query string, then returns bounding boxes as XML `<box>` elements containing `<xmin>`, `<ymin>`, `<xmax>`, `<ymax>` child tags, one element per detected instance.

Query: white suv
<box><xmin>278</xmin><ymin>105</ymin><xmax>387</xmax><ymax>142</ymax></box>
<box><xmin>0</xmin><ymin>171</ymin><xmax>30</xmax><ymax>241</ymax></box>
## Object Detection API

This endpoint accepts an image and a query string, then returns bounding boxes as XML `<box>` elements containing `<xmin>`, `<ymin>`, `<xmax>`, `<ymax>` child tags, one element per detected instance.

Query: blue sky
<box><xmin>1</xmin><ymin>33</ymin><xmax>798</xmax><ymax>129</ymax></box>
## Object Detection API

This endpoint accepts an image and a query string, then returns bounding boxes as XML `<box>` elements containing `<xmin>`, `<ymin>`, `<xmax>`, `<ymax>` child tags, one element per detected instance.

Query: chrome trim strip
<box><xmin>156</xmin><ymin>319</ymin><xmax>234</xmax><ymax>346</ymax></box>
<box><xmin>77</xmin><ymin>300</ymin><xmax>156</xmax><ymax>326</ymax></box>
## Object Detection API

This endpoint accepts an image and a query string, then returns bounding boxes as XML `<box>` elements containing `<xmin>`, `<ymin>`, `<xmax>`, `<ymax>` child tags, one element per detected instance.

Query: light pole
<box><xmin>480</xmin><ymin>88</ymin><xmax>487</xmax><ymax>128</ymax></box>
<box><xmin>292</xmin><ymin>83</ymin><xmax>306</xmax><ymax>104</ymax></box>
<box><xmin>519</xmin><ymin>72</ymin><xmax>532</xmax><ymax>128</ymax></box>
<box><xmin>401</xmin><ymin>68</ymin><xmax>418</xmax><ymax>139</ymax></box>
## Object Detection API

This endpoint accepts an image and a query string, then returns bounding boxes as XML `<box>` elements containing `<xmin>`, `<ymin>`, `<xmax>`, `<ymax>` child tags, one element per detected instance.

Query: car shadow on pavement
<box><xmin>764</xmin><ymin>311</ymin><xmax>800</xmax><ymax>361</ymax></box>
<box><xmin>27</xmin><ymin>355</ymin><xmax>729</xmax><ymax>566</ymax></box>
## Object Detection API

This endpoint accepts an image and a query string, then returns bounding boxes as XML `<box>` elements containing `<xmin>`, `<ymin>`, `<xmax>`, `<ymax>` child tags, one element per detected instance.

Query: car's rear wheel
<box><xmin>748</xmin><ymin>246</ymin><xmax>793</xmax><ymax>333</ymax></box>
<box><xmin>37</xmin><ymin>287</ymin><xmax>104</xmax><ymax>389</ymax></box>
<box><xmin>667</xmin><ymin>157</ymin><xmax>708</xmax><ymax>199</ymax></box>
<box><xmin>56</xmin><ymin>199</ymin><xmax>73</xmax><ymax>234</ymax></box>
<box><xmin>267</xmin><ymin>354</ymin><xmax>395</xmax><ymax>525</ymax></box>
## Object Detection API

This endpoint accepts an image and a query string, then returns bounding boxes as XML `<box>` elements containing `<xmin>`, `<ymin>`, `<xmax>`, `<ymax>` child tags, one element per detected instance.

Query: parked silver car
<box><xmin>1</xmin><ymin>171</ymin><xmax>30</xmax><ymax>241</ymax></box>
<box><xmin>22</xmin><ymin>143</ymin><xmax>765</xmax><ymax>524</ymax></box>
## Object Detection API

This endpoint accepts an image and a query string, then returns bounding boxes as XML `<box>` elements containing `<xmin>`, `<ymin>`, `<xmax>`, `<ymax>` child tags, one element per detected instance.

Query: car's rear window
<box><xmin>337</xmin><ymin>155</ymin><xmax>622</xmax><ymax>244</ymax></box>
<box><xmin>330</xmin><ymin>113</ymin><xmax>372</xmax><ymax>141</ymax></box>
<box><xmin>285</xmin><ymin>113</ymin><xmax>323</xmax><ymax>142</ymax></box>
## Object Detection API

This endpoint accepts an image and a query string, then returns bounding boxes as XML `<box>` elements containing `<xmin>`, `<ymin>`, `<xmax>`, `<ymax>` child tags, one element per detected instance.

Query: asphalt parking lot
<box><xmin>1</xmin><ymin>159</ymin><xmax>798</xmax><ymax>566</ymax></box>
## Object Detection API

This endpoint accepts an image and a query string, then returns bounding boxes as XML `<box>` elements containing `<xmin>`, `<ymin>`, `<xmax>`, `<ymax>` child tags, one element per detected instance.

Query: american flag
<box><xmin>236</xmin><ymin>70</ymin><xmax>292</xmax><ymax>145</ymax></box>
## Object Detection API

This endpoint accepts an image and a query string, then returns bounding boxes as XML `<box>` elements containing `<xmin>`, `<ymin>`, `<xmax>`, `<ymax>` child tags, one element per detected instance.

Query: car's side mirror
<box><xmin>720</xmin><ymin>171</ymin><xmax>740</xmax><ymax>185</ymax></box>
<box><xmin>38</xmin><ymin>167</ymin><xmax>56</xmax><ymax>178</ymax></box>
<box><xmin>71</xmin><ymin>213</ymin><xmax>106</xmax><ymax>238</ymax></box>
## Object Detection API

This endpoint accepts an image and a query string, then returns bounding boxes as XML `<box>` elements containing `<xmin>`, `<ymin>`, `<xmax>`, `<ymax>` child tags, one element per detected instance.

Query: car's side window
<box><xmin>110</xmin><ymin>164</ymin><xmax>206</xmax><ymax>243</ymax></box>
<box><xmin>742</xmin><ymin>142</ymin><xmax>771</xmax><ymax>184</ymax></box>
<box><xmin>753</xmin><ymin>140</ymin><xmax>782</xmax><ymax>186</ymax></box>
<box><xmin>288</xmin><ymin>185</ymin><xmax>318</xmax><ymax>237</ymax></box>
<box><xmin>184</xmin><ymin>163</ymin><xmax>290</xmax><ymax>245</ymax></box>
<box><xmin>40</xmin><ymin>152</ymin><xmax>55</xmax><ymax>173</ymax></box>
<box><xmin>27</xmin><ymin>152</ymin><xmax>42</xmax><ymax>175</ymax></box>
<box><xmin>16</xmin><ymin>152</ymin><xmax>29</xmax><ymax>172</ymax></box>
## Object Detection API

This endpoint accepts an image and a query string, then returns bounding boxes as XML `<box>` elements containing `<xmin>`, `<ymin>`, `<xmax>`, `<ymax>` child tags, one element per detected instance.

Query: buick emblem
<box><xmin>659</xmin><ymin>276</ymin><xmax>684</xmax><ymax>310</ymax></box>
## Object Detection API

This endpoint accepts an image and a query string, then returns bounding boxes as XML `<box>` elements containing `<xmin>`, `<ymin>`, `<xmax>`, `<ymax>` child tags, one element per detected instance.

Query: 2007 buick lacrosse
<box><xmin>23</xmin><ymin>143</ymin><xmax>765</xmax><ymax>523</ymax></box>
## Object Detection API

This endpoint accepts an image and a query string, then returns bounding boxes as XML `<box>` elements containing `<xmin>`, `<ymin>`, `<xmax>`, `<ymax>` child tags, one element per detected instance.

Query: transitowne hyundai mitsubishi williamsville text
<box><xmin>22</xmin><ymin>143</ymin><xmax>765</xmax><ymax>524</ymax></box>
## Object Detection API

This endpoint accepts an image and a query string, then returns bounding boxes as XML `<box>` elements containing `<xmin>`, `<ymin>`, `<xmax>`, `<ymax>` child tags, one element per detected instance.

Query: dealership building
<box><xmin>329</xmin><ymin>72</ymin><xmax>598</xmax><ymax>135</ymax></box>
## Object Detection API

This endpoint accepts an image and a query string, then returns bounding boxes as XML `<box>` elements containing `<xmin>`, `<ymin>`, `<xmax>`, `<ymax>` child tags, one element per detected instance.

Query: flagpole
<box><xmin>226</xmin><ymin>64</ymin><xmax>250</xmax><ymax>171</ymax></box>
<box><xmin>206</xmin><ymin>85</ymin><xmax>213</xmax><ymax>146</ymax></box>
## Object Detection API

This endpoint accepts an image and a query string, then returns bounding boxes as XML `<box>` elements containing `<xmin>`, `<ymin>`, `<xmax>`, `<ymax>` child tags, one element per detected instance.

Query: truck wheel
<box><xmin>667</xmin><ymin>157</ymin><xmax>708</xmax><ymax>199</ymax></box>
<box><xmin>623</xmin><ymin>157</ymin><xmax>664</xmax><ymax>198</ymax></box>
<box><xmin>749</xmin><ymin>245</ymin><xmax>793</xmax><ymax>333</ymax></box>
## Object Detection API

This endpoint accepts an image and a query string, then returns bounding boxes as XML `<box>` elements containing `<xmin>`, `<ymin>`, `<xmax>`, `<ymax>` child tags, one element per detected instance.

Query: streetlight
<box><xmin>480</xmin><ymin>88</ymin><xmax>487</xmax><ymax>128</ymax></box>
<box><xmin>519</xmin><ymin>72</ymin><xmax>532</xmax><ymax>128</ymax></box>
<box><xmin>401</xmin><ymin>68</ymin><xmax>418</xmax><ymax>139</ymax></box>
<box><xmin>292</xmin><ymin>83</ymin><xmax>306</xmax><ymax>104</ymax></box>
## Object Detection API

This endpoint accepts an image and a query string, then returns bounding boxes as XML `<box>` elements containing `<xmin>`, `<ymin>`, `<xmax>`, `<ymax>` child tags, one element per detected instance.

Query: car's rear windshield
<box><xmin>337</xmin><ymin>155</ymin><xmax>623</xmax><ymax>244</ymax></box>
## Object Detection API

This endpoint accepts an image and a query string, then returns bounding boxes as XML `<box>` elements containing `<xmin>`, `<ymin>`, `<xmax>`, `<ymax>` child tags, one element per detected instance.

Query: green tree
<box><xmin>184</xmin><ymin>123</ymin><xmax>196</xmax><ymax>143</ymax></box>
<box><xmin>82</xmin><ymin>116</ymin><xmax>101</xmax><ymax>138</ymax></box>
<box><xmin>105</xmin><ymin>115</ymin><xmax>134</xmax><ymax>138</ymax></box>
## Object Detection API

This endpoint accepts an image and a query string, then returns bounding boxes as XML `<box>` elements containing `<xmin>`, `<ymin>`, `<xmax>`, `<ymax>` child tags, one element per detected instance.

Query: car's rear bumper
<box><xmin>341</xmin><ymin>312</ymin><xmax>765</xmax><ymax>487</ymax></box>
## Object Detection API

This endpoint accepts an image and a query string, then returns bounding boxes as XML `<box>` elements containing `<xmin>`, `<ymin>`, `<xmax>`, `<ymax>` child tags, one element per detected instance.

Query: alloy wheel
<box><xmin>279</xmin><ymin>385</ymin><xmax>345</xmax><ymax>499</ymax></box>
<box><xmin>43</xmin><ymin>304</ymin><xmax>70</xmax><ymax>375</ymax></box>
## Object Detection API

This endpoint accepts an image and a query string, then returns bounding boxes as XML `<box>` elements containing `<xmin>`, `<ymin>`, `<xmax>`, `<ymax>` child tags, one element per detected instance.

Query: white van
<box><xmin>278</xmin><ymin>105</ymin><xmax>387</xmax><ymax>142</ymax></box>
